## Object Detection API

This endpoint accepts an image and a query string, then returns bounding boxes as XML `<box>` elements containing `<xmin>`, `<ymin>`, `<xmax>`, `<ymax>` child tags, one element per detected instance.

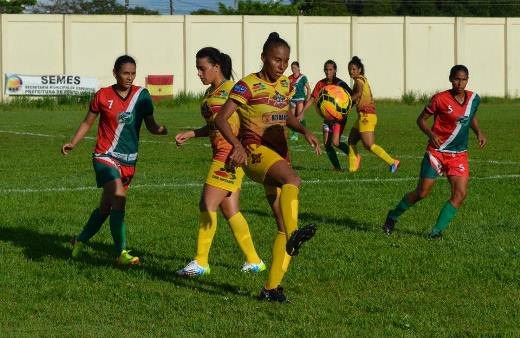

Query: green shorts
<box><xmin>93</xmin><ymin>156</ymin><xmax>135</xmax><ymax>188</ymax></box>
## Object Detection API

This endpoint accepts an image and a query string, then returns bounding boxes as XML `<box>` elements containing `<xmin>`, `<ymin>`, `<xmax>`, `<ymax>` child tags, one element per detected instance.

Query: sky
<box><xmin>124</xmin><ymin>0</ymin><xmax>292</xmax><ymax>15</ymax></box>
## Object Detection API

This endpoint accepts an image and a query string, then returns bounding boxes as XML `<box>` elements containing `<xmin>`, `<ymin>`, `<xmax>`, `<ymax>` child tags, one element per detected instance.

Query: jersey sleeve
<box><xmin>425</xmin><ymin>94</ymin><xmax>440</xmax><ymax>115</ymax></box>
<box><xmin>89</xmin><ymin>90</ymin><xmax>101</xmax><ymax>114</ymax></box>
<box><xmin>311</xmin><ymin>82</ymin><xmax>322</xmax><ymax>99</ymax></box>
<box><xmin>228</xmin><ymin>80</ymin><xmax>252</xmax><ymax>105</ymax></box>
<box><xmin>136</xmin><ymin>88</ymin><xmax>154</xmax><ymax>117</ymax></box>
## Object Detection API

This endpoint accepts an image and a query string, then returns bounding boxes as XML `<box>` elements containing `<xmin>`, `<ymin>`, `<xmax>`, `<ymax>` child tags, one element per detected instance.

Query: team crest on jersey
<box><xmin>280</xmin><ymin>79</ymin><xmax>289</xmax><ymax>87</ymax></box>
<box><xmin>216</xmin><ymin>89</ymin><xmax>228</xmax><ymax>99</ymax></box>
<box><xmin>270</xmin><ymin>91</ymin><xmax>288</xmax><ymax>108</ymax></box>
<box><xmin>252</xmin><ymin>83</ymin><xmax>266</xmax><ymax>92</ymax></box>
<box><xmin>118</xmin><ymin>111</ymin><xmax>134</xmax><ymax>125</ymax></box>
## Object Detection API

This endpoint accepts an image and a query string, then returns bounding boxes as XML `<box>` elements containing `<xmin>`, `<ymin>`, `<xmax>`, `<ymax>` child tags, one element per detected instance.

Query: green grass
<box><xmin>1</xmin><ymin>99</ymin><xmax>519</xmax><ymax>336</ymax></box>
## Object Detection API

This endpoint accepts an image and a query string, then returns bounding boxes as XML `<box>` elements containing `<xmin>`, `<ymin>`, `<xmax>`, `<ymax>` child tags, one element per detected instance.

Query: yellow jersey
<box><xmin>201</xmin><ymin>80</ymin><xmax>240</xmax><ymax>162</ymax></box>
<box><xmin>229</xmin><ymin>73</ymin><xmax>294</xmax><ymax>159</ymax></box>
<box><xmin>353</xmin><ymin>75</ymin><xmax>376</xmax><ymax>114</ymax></box>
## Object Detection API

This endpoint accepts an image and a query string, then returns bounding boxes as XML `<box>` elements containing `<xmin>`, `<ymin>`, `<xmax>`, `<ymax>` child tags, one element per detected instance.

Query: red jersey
<box><xmin>425</xmin><ymin>90</ymin><xmax>480</xmax><ymax>153</ymax></box>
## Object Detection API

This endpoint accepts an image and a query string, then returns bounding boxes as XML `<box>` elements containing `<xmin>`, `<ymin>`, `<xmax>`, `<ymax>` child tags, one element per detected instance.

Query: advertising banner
<box><xmin>5</xmin><ymin>73</ymin><xmax>98</xmax><ymax>96</ymax></box>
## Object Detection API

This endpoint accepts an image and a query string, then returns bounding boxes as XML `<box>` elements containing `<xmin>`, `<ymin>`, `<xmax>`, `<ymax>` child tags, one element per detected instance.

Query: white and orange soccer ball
<box><xmin>316</xmin><ymin>85</ymin><xmax>353</xmax><ymax>121</ymax></box>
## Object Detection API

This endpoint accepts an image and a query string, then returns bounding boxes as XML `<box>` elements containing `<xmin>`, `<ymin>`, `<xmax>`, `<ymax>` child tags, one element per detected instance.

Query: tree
<box><xmin>32</xmin><ymin>0</ymin><xmax>159</xmax><ymax>15</ymax></box>
<box><xmin>0</xmin><ymin>0</ymin><xmax>36</xmax><ymax>13</ymax></box>
<box><xmin>217</xmin><ymin>0</ymin><xmax>300</xmax><ymax>15</ymax></box>
<box><xmin>294</xmin><ymin>0</ymin><xmax>350</xmax><ymax>16</ymax></box>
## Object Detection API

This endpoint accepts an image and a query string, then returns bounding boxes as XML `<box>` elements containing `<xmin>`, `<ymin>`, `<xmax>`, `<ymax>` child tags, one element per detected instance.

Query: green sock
<box><xmin>338</xmin><ymin>142</ymin><xmax>349</xmax><ymax>155</ymax></box>
<box><xmin>109</xmin><ymin>209</ymin><xmax>127</xmax><ymax>254</ymax></box>
<box><xmin>325</xmin><ymin>145</ymin><xmax>341</xmax><ymax>169</ymax></box>
<box><xmin>389</xmin><ymin>196</ymin><xmax>413</xmax><ymax>220</ymax></box>
<box><xmin>432</xmin><ymin>202</ymin><xmax>458</xmax><ymax>234</ymax></box>
<box><xmin>77</xmin><ymin>208</ymin><xmax>108</xmax><ymax>243</ymax></box>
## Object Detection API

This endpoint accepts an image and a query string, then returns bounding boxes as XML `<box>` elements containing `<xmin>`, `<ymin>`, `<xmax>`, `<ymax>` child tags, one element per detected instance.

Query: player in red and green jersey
<box><xmin>61</xmin><ymin>55</ymin><xmax>167</xmax><ymax>265</ymax></box>
<box><xmin>302</xmin><ymin>60</ymin><xmax>352</xmax><ymax>172</ymax></box>
<box><xmin>215</xmin><ymin>32</ymin><xmax>321</xmax><ymax>303</ymax></box>
<box><xmin>288</xmin><ymin>61</ymin><xmax>311</xmax><ymax>141</ymax></box>
<box><xmin>347</xmin><ymin>56</ymin><xmax>399</xmax><ymax>173</ymax></box>
<box><xmin>175</xmin><ymin>47</ymin><xmax>265</xmax><ymax>277</ymax></box>
<box><xmin>383</xmin><ymin>65</ymin><xmax>487</xmax><ymax>238</ymax></box>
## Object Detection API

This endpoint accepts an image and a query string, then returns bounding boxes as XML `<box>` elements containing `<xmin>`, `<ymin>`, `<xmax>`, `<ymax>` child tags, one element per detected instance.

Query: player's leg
<box><xmin>295</xmin><ymin>101</ymin><xmax>306</xmax><ymax>128</ymax></box>
<box><xmin>220</xmin><ymin>188</ymin><xmax>265</xmax><ymax>272</ymax></box>
<box><xmin>348</xmin><ymin>126</ymin><xmax>362</xmax><ymax>172</ymax></box>
<box><xmin>289</xmin><ymin>101</ymin><xmax>298</xmax><ymax>140</ymax></box>
<box><xmin>359</xmin><ymin>114</ymin><xmax>399</xmax><ymax>172</ymax></box>
<box><xmin>331</xmin><ymin>122</ymin><xmax>349</xmax><ymax>155</ymax></box>
<box><xmin>323</xmin><ymin>123</ymin><xmax>342</xmax><ymax>171</ymax></box>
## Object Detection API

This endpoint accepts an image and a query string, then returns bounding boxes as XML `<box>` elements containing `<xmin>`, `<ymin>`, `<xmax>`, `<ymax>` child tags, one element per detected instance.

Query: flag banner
<box><xmin>146</xmin><ymin>75</ymin><xmax>174</xmax><ymax>100</ymax></box>
<box><xmin>5</xmin><ymin>73</ymin><xmax>98</xmax><ymax>96</ymax></box>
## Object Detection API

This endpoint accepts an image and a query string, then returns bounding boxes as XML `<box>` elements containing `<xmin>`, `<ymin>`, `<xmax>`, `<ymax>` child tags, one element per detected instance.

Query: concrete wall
<box><xmin>2</xmin><ymin>14</ymin><xmax>519</xmax><ymax>100</ymax></box>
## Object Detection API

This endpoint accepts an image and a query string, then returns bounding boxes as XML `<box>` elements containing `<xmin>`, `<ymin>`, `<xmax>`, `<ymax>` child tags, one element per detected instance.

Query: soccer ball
<box><xmin>316</xmin><ymin>85</ymin><xmax>352</xmax><ymax>121</ymax></box>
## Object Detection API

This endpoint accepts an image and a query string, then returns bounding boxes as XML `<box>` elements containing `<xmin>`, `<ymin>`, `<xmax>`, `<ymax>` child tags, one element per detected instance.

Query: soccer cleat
<box><xmin>383</xmin><ymin>211</ymin><xmax>397</xmax><ymax>235</ymax></box>
<box><xmin>427</xmin><ymin>231</ymin><xmax>443</xmax><ymax>240</ymax></box>
<box><xmin>286</xmin><ymin>223</ymin><xmax>317</xmax><ymax>256</ymax></box>
<box><xmin>176</xmin><ymin>260</ymin><xmax>210</xmax><ymax>277</ymax></box>
<box><xmin>258</xmin><ymin>286</ymin><xmax>288</xmax><ymax>303</ymax></box>
<box><xmin>332</xmin><ymin>167</ymin><xmax>345</xmax><ymax>173</ymax></box>
<box><xmin>241</xmin><ymin>260</ymin><xmax>267</xmax><ymax>273</ymax></box>
<box><xmin>349</xmin><ymin>154</ymin><xmax>361</xmax><ymax>172</ymax></box>
<box><xmin>389</xmin><ymin>159</ymin><xmax>401</xmax><ymax>173</ymax></box>
<box><xmin>71</xmin><ymin>239</ymin><xmax>85</xmax><ymax>259</ymax></box>
<box><xmin>115</xmin><ymin>250</ymin><xmax>140</xmax><ymax>266</ymax></box>
<box><xmin>290</xmin><ymin>134</ymin><xmax>299</xmax><ymax>141</ymax></box>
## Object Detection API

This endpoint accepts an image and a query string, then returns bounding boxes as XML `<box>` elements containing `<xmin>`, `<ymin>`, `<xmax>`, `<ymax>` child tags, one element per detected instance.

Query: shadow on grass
<box><xmin>0</xmin><ymin>225</ymin><xmax>253</xmax><ymax>299</ymax></box>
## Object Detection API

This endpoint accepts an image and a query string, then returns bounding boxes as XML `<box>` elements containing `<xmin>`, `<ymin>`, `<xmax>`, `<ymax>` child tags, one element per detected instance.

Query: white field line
<box><xmin>1</xmin><ymin>174</ymin><xmax>518</xmax><ymax>194</ymax></box>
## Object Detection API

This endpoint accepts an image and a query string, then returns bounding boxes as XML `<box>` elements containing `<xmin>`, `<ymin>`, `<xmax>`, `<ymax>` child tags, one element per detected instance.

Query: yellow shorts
<box><xmin>244</xmin><ymin>144</ymin><xmax>285</xmax><ymax>184</ymax></box>
<box><xmin>353</xmin><ymin>113</ymin><xmax>377</xmax><ymax>133</ymax></box>
<box><xmin>205</xmin><ymin>160</ymin><xmax>245</xmax><ymax>193</ymax></box>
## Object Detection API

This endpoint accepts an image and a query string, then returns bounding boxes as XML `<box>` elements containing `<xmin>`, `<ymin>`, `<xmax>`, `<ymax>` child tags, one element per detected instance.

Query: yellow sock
<box><xmin>280</xmin><ymin>184</ymin><xmax>299</xmax><ymax>238</ymax></box>
<box><xmin>370</xmin><ymin>144</ymin><xmax>394</xmax><ymax>165</ymax></box>
<box><xmin>348</xmin><ymin>144</ymin><xmax>359</xmax><ymax>172</ymax></box>
<box><xmin>194</xmin><ymin>211</ymin><xmax>217</xmax><ymax>267</ymax></box>
<box><xmin>265</xmin><ymin>231</ymin><xmax>292</xmax><ymax>290</ymax></box>
<box><xmin>228</xmin><ymin>212</ymin><xmax>261</xmax><ymax>264</ymax></box>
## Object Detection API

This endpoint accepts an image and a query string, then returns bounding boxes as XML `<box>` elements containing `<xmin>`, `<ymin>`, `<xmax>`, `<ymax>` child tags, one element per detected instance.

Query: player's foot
<box><xmin>332</xmin><ymin>167</ymin><xmax>345</xmax><ymax>173</ymax></box>
<box><xmin>427</xmin><ymin>231</ymin><xmax>443</xmax><ymax>240</ymax></box>
<box><xmin>349</xmin><ymin>154</ymin><xmax>361</xmax><ymax>172</ymax></box>
<box><xmin>71</xmin><ymin>238</ymin><xmax>85</xmax><ymax>259</ymax></box>
<box><xmin>286</xmin><ymin>223</ymin><xmax>317</xmax><ymax>256</ymax></box>
<box><xmin>389</xmin><ymin>159</ymin><xmax>400</xmax><ymax>173</ymax></box>
<box><xmin>258</xmin><ymin>285</ymin><xmax>288</xmax><ymax>303</ymax></box>
<box><xmin>383</xmin><ymin>211</ymin><xmax>397</xmax><ymax>235</ymax></box>
<box><xmin>176</xmin><ymin>260</ymin><xmax>210</xmax><ymax>277</ymax></box>
<box><xmin>115</xmin><ymin>250</ymin><xmax>140</xmax><ymax>266</ymax></box>
<box><xmin>241</xmin><ymin>260</ymin><xmax>266</xmax><ymax>273</ymax></box>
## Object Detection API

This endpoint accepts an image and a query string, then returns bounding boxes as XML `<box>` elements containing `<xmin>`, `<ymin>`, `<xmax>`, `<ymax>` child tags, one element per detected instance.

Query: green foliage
<box><xmin>1</xmin><ymin>101</ymin><xmax>519</xmax><ymax>335</ymax></box>
<box><xmin>218</xmin><ymin>0</ymin><xmax>300</xmax><ymax>15</ymax></box>
<box><xmin>0</xmin><ymin>0</ymin><xmax>36</xmax><ymax>13</ymax></box>
<box><xmin>32</xmin><ymin>0</ymin><xmax>159</xmax><ymax>15</ymax></box>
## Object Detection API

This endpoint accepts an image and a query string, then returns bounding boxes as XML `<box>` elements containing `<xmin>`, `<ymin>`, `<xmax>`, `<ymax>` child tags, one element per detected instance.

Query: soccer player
<box><xmin>175</xmin><ymin>47</ymin><xmax>265</xmax><ymax>277</ymax></box>
<box><xmin>302</xmin><ymin>60</ymin><xmax>352</xmax><ymax>172</ymax></box>
<box><xmin>288</xmin><ymin>61</ymin><xmax>311</xmax><ymax>141</ymax></box>
<box><xmin>347</xmin><ymin>56</ymin><xmax>400</xmax><ymax>173</ymax></box>
<box><xmin>215</xmin><ymin>32</ymin><xmax>321</xmax><ymax>302</ymax></box>
<box><xmin>61</xmin><ymin>55</ymin><xmax>167</xmax><ymax>265</ymax></box>
<box><xmin>383</xmin><ymin>65</ymin><xmax>487</xmax><ymax>238</ymax></box>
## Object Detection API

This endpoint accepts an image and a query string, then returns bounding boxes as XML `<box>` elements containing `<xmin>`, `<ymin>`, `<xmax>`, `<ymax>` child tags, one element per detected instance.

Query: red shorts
<box><xmin>323</xmin><ymin>120</ymin><xmax>346</xmax><ymax>135</ymax></box>
<box><xmin>420</xmin><ymin>149</ymin><xmax>469</xmax><ymax>178</ymax></box>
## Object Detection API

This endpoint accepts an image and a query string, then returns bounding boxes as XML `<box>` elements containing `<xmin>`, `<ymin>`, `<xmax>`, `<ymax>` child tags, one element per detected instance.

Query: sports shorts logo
<box><xmin>251</xmin><ymin>153</ymin><xmax>262</xmax><ymax>164</ymax></box>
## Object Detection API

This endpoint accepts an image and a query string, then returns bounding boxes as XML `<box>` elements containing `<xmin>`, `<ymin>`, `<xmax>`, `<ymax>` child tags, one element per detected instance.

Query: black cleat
<box><xmin>383</xmin><ymin>211</ymin><xmax>397</xmax><ymax>235</ymax></box>
<box><xmin>286</xmin><ymin>223</ymin><xmax>317</xmax><ymax>256</ymax></box>
<box><xmin>427</xmin><ymin>231</ymin><xmax>443</xmax><ymax>240</ymax></box>
<box><xmin>258</xmin><ymin>286</ymin><xmax>289</xmax><ymax>303</ymax></box>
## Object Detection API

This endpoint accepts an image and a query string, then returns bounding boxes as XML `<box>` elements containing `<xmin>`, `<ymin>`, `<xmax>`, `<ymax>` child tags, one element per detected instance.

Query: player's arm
<box><xmin>304</xmin><ymin>82</ymin><xmax>311</xmax><ymax>102</ymax></box>
<box><xmin>416</xmin><ymin>109</ymin><xmax>441</xmax><ymax>148</ymax></box>
<box><xmin>286</xmin><ymin>113</ymin><xmax>321</xmax><ymax>155</ymax></box>
<box><xmin>214</xmin><ymin>99</ymin><xmax>247</xmax><ymax>166</ymax></box>
<box><xmin>144</xmin><ymin>115</ymin><xmax>168</xmax><ymax>135</ymax></box>
<box><xmin>175</xmin><ymin>125</ymin><xmax>209</xmax><ymax>146</ymax></box>
<box><xmin>61</xmin><ymin>110</ymin><xmax>98</xmax><ymax>155</ymax></box>
<box><xmin>470</xmin><ymin>115</ymin><xmax>486</xmax><ymax>148</ymax></box>
<box><xmin>350</xmin><ymin>79</ymin><xmax>363</xmax><ymax>103</ymax></box>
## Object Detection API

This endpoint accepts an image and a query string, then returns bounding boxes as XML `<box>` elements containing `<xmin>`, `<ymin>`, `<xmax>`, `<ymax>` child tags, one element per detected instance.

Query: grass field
<box><xmin>1</xmin><ymin>98</ymin><xmax>519</xmax><ymax>336</ymax></box>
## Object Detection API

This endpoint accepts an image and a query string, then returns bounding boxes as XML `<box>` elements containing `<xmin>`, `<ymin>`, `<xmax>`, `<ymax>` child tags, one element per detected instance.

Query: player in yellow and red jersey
<box><xmin>347</xmin><ymin>56</ymin><xmax>400</xmax><ymax>173</ymax></box>
<box><xmin>302</xmin><ymin>60</ymin><xmax>352</xmax><ymax>171</ymax></box>
<box><xmin>61</xmin><ymin>55</ymin><xmax>167</xmax><ymax>265</ymax></box>
<box><xmin>215</xmin><ymin>32</ymin><xmax>321</xmax><ymax>303</ymax></box>
<box><xmin>383</xmin><ymin>65</ymin><xmax>487</xmax><ymax>238</ymax></box>
<box><xmin>175</xmin><ymin>47</ymin><xmax>265</xmax><ymax>277</ymax></box>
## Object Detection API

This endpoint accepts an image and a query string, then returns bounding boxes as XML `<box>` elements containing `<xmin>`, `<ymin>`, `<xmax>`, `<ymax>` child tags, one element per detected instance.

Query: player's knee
<box><xmin>286</xmin><ymin>175</ymin><xmax>301</xmax><ymax>187</ymax></box>
<box><xmin>332</xmin><ymin>139</ymin><xmax>340</xmax><ymax>147</ymax></box>
<box><xmin>416</xmin><ymin>188</ymin><xmax>430</xmax><ymax>200</ymax></box>
<box><xmin>452</xmin><ymin>190</ymin><xmax>467</xmax><ymax>205</ymax></box>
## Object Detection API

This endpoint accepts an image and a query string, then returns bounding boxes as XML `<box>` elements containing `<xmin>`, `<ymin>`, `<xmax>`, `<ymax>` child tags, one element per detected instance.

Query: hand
<box><xmin>157</xmin><ymin>125</ymin><xmax>168</xmax><ymax>135</ymax></box>
<box><xmin>428</xmin><ymin>132</ymin><xmax>442</xmax><ymax>148</ymax></box>
<box><xmin>61</xmin><ymin>143</ymin><xmax>74</xmax><ymax>155</ymax></box>
<box><xmin>304</xmin><ymin>130</ymin><xmax>322</xmax><ymax>155</ymax></box>
<box><xmin>175</xmin><ymin>132</ymin><xmax>192</xmax><ymax>147</ymax></box>
<box><xmin>477</xmin><ymin>132</ymin><xmax>487</xmax><ymax>149</ymax></box>
<box><xmin>229</xmin><ymin>143</ymin><xmax>247</xmax><ymax>166</ymax></box>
